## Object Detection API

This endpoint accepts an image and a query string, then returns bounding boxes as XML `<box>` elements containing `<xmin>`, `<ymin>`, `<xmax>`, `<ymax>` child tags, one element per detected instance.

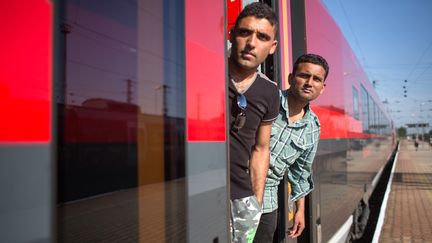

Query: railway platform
<box><xmin>378</xmin><ymin>140</ymin><xmax>432</xmax><ymax>242</ymax></box>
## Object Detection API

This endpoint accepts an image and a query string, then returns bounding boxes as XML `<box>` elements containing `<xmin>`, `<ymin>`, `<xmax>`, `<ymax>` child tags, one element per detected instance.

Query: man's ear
<box><xmin>319</xmin><ymin>83</ymin><xmax>326</xmax><ymax>95</ymax></box>
<box><xmin>269</xmin><ymin>40</ymin><xmax>278</xmax><ymax>55</ymax></box>
<box><xmin>288</xmin><ymin>73</ymin><xmax>294</xmax><ymax>85</ymax></box>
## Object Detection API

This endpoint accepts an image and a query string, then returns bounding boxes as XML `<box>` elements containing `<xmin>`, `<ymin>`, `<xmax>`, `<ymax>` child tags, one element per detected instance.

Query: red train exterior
<box><xmin>1</xmin><ymin>0</ymin><xmax>395</xmax><ymax>242</ymax></box>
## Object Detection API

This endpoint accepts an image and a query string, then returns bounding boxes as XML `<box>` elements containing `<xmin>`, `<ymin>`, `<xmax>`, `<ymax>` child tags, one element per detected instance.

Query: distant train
<box><xmin>1</xmin><ymin>0</ymin><xmax>395</xmax><ymax>242</ymax></box>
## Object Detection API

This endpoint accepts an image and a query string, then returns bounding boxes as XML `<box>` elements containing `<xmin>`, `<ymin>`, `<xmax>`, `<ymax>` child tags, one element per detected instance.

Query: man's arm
<box><xmin>249</xmin><ymin>121</ymin><xmax>273</xmax><ymax>206</ymax></box>
<box><xmin>286</xmin><ymin>129</ymin><xmax>320</xmax><ymax>237</ymax></box>
<box><xmin>288</xmin><ymin>197</ymin><xmax>305</xmax><ymax>238</ymax></box>
<box><xmin>287</xmin><ymin>140</ymin><xmax>318</xmax><ymax>201</ymax></box>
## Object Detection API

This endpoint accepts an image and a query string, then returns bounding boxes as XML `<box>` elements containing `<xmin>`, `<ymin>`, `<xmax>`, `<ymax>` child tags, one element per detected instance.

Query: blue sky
<box><xmin>321</xmin><ymin>0</ymin><xmax>432</xmax><ymax>131</ymax></box>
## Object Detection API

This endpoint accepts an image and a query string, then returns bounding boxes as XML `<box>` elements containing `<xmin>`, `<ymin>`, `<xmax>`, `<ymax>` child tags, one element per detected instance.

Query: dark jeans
<box><xmin>253</xmin><ymin>209</ymin><xmax>278</xmax><ymax>243</ymax></box>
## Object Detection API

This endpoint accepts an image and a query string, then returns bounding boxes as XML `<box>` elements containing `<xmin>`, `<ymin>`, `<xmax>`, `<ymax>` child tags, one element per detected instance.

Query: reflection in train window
<box><xmin>360</xmin><ymin>85</ymin><xmax>369</xmax><ymax>133</ymax></box>
<box><xmin>57</xmin><ymin>0</ymin><xmax>186</xmax><ymax>241</ymax></box>
<box><xmin>353</xmin><ymin>87</ymin><xmax>359</xmax><ymax>120</ymax></box>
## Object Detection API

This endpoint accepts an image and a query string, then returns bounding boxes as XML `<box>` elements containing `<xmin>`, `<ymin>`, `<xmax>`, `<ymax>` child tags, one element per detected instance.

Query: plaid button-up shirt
<box><xmin>262</xmin><ymin>90</ymin><xmax>321</xmax><ymax>213</ymax></box>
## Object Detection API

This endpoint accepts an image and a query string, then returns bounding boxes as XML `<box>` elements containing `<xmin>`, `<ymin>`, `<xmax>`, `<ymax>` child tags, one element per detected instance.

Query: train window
<box><xmin>360</xmin><ymin>85</ymin><xmax>369</xmax><ymax>133</ymax></box>
<box><xmin>352</xmin><ymin>87</ymin><xmax>359</xmax><ymax>120</ymax></box>
<box><xmin>369</xmin><ymin>97</ymin><xmax>376</xmax><ymax>134</ymax></box>
<box><xmin>374</xmin><ymin>102</ymin><xmax>379</xmax><ymax>134</ymax></box>
<box><xmin>382</xmin><ymin>111</ymin><xmax>386</xmax><ymax>134</ymax></box>
<box><xmin>56</xmin><ymin>0</ymin><xmax>187</xmax><ymax>241</ymax></box>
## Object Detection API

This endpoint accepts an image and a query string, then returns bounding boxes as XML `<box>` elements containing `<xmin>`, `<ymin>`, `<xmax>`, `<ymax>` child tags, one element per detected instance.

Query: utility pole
<box><xmin>155</xmin><ymin>84</ymin><xmax>169</xmax><ymax>116</ymax></box>
<box><xmin>126</xmin><ymin>79</ymin><xmax>133</xmax><ymax>103</ymax></box>
<box><xmin>60</xmin><ymin>23</ymin><xmax>71</xmax><ymax>104</ymax></box>
<box><xmin>162</xmin><ymin>84</ymin><xmax>168</xmax><ymax>117</ymax></box>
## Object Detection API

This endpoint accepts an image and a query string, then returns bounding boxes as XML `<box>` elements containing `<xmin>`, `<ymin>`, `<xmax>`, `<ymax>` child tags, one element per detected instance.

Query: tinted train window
<box><xmin>352</xmin><ymin>87</ymin><xmax>359</xmax><ymax>120</ymax></box>
<box><xmin>56</xmin><ymin>0</ymin><xmax>186</xmax><ymax>241</ymax></box>
<box><xmin>369</xmin><ymin>97</ymin><xmax>376</xmax><ymax>134</ymax></box>
<box><xmin>360</xmin><ymin>85</ymin><xmax>369</xmax><ymax>133</ymax></box>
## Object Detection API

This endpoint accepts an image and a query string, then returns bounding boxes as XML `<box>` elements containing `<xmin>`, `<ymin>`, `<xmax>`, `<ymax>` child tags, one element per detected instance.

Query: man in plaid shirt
<box><xmin>254</xmin><ymin>54</ymin><xmax>329</xmax><ymax>242</ymax></box>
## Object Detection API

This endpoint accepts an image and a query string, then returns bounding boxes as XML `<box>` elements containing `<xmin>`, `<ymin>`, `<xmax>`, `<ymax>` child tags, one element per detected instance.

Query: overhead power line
<box><xmin>338</xmin><ymin>0</ymin><xmax>369</xmax><ymax>77</ymax></box>
<box><xmin>406</xmin><ymin>38</ymin><xmax>432</xmax><ymax>83</ymax></box>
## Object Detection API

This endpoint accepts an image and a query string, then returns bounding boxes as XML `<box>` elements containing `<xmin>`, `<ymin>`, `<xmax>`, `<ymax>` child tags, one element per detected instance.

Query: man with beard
<box><xmin>254</xmin><ymin>54</ymin><xmax>328</xmax><ymax>242</ymax></box>
<box><xmin>228</xmin><ymin>2</ymin><xmax>280</xmax><ymax>242</ymax></box>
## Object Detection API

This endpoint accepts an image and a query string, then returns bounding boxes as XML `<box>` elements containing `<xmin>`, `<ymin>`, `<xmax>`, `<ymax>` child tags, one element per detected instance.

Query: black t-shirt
<box><xmin>229</xmin><ymin>74</ymin><xmax>280</xmax><ymax>199</ymax></box>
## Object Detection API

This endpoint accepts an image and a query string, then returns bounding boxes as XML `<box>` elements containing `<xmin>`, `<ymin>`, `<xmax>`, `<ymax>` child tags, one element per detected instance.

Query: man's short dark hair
<box><xmin>293</xmin><ymin>54</ymin><xmax>330</xmax><ymax>80</ymax></box>
<box><xmin>234</xmin><ymin>2</ymin><xmax>278</xmax><ymax>37</ymax></box>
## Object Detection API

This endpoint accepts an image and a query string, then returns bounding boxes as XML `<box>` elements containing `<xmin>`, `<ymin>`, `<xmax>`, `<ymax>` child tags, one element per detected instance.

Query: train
<box><xmin>1</xmin><ymin>0</ymin><xmax>396</xmax><ymax>242</ymax></box>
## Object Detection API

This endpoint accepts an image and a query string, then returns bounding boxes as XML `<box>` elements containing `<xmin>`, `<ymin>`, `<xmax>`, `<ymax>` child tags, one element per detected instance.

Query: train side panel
<box><xmin>0</xmin><ymin>1</ymin><xmax>54</xmax><ymax>242</ymax></box>
<box><xmin>56</xmin><ymin>0</ymin><xmax>228</xmax><ymax>242</ymax></box>
<box><xmin>300</xmin><ymin>0</ymin><xmax>395</xmax><ymax>242</ymax></box>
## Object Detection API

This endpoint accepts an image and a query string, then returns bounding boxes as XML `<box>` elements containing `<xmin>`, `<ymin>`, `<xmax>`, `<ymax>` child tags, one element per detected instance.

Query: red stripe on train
<box><xmin>185</xmin><ymin>0</ymin><xmax>226</xmax><ymax>142</ymax></box>
<box><xmin>313</xmin><ymin>105</ymin><xmax>380</xmax><ymax>139</ymax></box>
<box><xmin>0</xmin><ymin>1</ymin><xmax>52</xmax><ymax>143</ymax></box>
